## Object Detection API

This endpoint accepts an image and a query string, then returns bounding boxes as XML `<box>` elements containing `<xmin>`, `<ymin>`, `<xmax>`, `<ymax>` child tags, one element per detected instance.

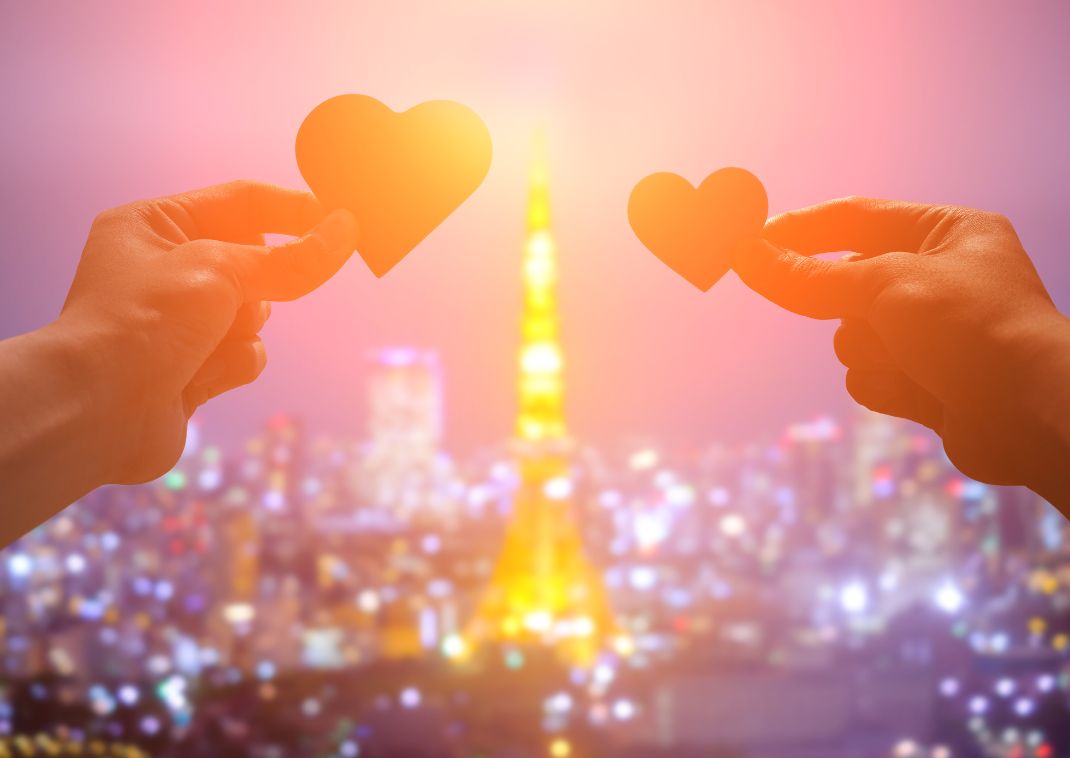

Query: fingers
<box><xmin>227</xmin><ymin>301</ymin><xmax>271</xmax><ymax>340</ymax></box>
<box><xmin>835</xmin><ymin>318</ymin><xmax>940</xmax><ymax>430</ymax></box>
<box><xmin>171</xmin><ymin>180</ymin><xmax>328</xmax><ymax>242</ymax></box>
<box><xmin>234</xmin><ymin>208</ymin><xmax>359</xmax><ymax>302</ymax></box>
<box><xmin>845</xmin><ymin>368</ymin><xmax>944</xmax><ymax>432</ymax></box>
<box><xmin>183</xmin><ymin>300</ymin><xmax>274</xmax><ymax>414</ymax></box>
<box><xmin>732</xmin><ymin>238</ymin><xmax>883</xmax><ymax>319</ymax></box>
<box><xmin>183</xmin><ymin>337</ymin><xmax>267</xmax><ymax>414</ymax></box>
<box><xmin>833</xmin><ymin>319</ymin><xmax>894</xmax><ymax>370</ymax></box>
<box><xmin>763</xmin><ymin>197</ymin><xmax>947</xmax><ymax>258</ymax></box>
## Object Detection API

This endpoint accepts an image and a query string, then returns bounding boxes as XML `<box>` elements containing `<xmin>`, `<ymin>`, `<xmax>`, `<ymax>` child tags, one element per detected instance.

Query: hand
<box><xmin>58</xmin><ymin>180</ymin><xmax>358</xmax><ymax>484</ymax></box>
<box><xmin>732</xmin><ymin>197</ymin><xmax>1070</xmax><ymax>508</ymax></box>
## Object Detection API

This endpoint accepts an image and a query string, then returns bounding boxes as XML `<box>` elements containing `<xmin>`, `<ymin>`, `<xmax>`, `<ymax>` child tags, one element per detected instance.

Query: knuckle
<box><xmin>176</xmin><ymin>241</ymin><xmax>243</xmax><ymax>303</ymax></box>
<box><xmin>91</xmin><ymin>205</ymin><xmax>134</xmax><ymax>229</ymax></box>
<box><xmin>980</xmin><ymin>210</ymin><xmax>1010</xmax><ymax>226</ymax></box>
<box><xmin>229</xmin><ymin>179</ymin><xmax>265</xmax><ymax>210</ymax></box>
<box><xmin>928</xmin><ymin>204</ymin><xmax>971</xmax><ymax>233</ymax></box>
<box><xmin>979</xmin><ymin>210</ymin><xmax>1014</xmax><ymax>234</ymax></box>
<box><xmin>935</xmin><ymin>203</ymin><xmax>968</xmax><ymax>220</ymax></box>
<box><xmin>185</xmin><ymin>240</ymin><xmax>230</xmax><ymax>273</ymax></box>
<box><xmin>820</xmin><ymin>196</ymin><xmax>861</xmax><ymax>222</ymax></box>
<box><xmin>825</xmin><ymin>196</ymin><xmax>880</xmax><ymax>232</ymax></box>
<box><xmin>953</xmin><ymin>208</ymin><xmax>1015</xmax><ymax>239</ymax></box>
<box><xmin>225</xmin><ymin>179</ymin><xmax>257</xmax><ymax>196</ymax></box>
<box><xmin>832</xmin><ymin>195</ymin><xmax>875</xmax><ymax>215</ymax></box>
<box><xmin>824</xmin><ymin>195</ymin><xmax>860</xmax><ymax>209</ymax></box>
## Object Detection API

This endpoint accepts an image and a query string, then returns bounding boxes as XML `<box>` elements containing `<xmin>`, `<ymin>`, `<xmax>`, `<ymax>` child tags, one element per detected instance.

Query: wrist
<box><xmin>45</xmin><ymin>313</ymin><xmax>144</xmax><ymax>485</ymax></box>
<box><xmin>1010</xmin><ymin>309</ymin><xmax>1070</xmax><ymax>507</ymax></box>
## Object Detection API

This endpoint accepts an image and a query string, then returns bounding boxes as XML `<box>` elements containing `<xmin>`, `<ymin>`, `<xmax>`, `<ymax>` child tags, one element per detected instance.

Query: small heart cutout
<box><xmin>628</xmin><ymin>167</ymin><xmax>768</xmax><ymax>291</ymax></box>
<box><xmin>296</xmin><ymin>95</ymin><xmax>493</xmax><ymax>277</ymax></box>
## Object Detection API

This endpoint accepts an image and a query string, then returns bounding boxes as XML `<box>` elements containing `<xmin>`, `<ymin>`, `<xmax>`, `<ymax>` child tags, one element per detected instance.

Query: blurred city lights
<box><xmin>995</xmin><ymin>678</ymin><xmax>1016</xmax><ymax>698</ymax></box>
<box><xmin>0</xmin><ymin>403</ymin><xmax>1062</xmax><ymax>756</ymax></box>
<box><xmin>969</xmin><ymin>696</ymin><xmax>989</xmax><ymax>715</ymax></box>
<box><xmin>891</xmin><ymin>739</ymin><xmax>921</xmax><ymax>758</ymax></box>
<box><xmin>117</xmin><ymin>685</ymin><xmax>139</xmax><ymax>707</ymax></box>
<box><xmin>548</xmin><ymin>737</ymin><xmax>572</xmax><ymax>757</ymax></box>
<box><xmin>544</xmin><ymin>477</ymin><xmax>573</xmax><ymax>501</ymax></box>
<box><xmin>545</xmin><ymin>692</ymin><xmax>573</xmax><ymax>714</ymax></box>
<box><xmin>399</xmin><ymin>686</ymin><xmax>421</xmax><ymax>709</ymax></box>
<box><xmin>357</xmin><ymin>589</ymin><xmax>380</xmax><ymax>614</ymax></box>
<box><xmin>6</xmin><ymin>553</ymin><xmax>32</xmax><ymax>578</ymax></box>
<box><xmin>628</xmin><ymin>449</ymin><xmax>658</xmax><ymax>471</ymax></box>
<box><xmin>934</xmin><ymin>581</ymin><xmax>965</xmax><ymax>614</ymax></box>
<box><xmin>441</xmin><ymin>634</ymin><xmax>468</xmax><ymax>660</ymax></box>
<box><xmin>839</xmin><ymin>581</ymin><xmax>869</xmax><ymax>615</ymax></box>
<box><xmin>65</xmin><ymin>553</ymin><xmax>87</xmax><ymax>574</ymax></box>
<box><xmin>939</xmin><ymin>677</ymin><xmax>959</xmax><ymax>697</ymax></box>
<box><xmin>612</xmin><ymin>698</ymin><xmax>636</xmax><ymax>720</ymax></box>
<box><xmin>719</xmin><ymin>513</ymin><xmax>746</xmax><ymax>538</ymax></box>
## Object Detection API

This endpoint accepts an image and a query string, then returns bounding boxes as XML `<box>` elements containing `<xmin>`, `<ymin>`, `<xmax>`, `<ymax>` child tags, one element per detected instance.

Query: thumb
<box><xmin>241</xmin><ymin>208</ymin><xmax>359</xmax><ymax>302</ymax></box>
<box><xmin>731</xmin><ymin>238</ymin><xmax>877</xmax><ymax>319</ymax></box>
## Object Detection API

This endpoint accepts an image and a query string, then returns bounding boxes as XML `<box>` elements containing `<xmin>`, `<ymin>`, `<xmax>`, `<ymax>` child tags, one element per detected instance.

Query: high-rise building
<box><xmin>367</xmin><ymin>348</ymin><xmax>443</xmax><ymax>463</ymax></box>
<box><xmin>257</xmin><ymin>414</ymin><xmax>314</xmax><ymax>581</ymax></box>
<box><xmin>216</xmin><ymin>503</ymin><xmax>258</xmax><ymax>670</ymax></box>
<box><xmin>359</xmin><ymin>349</ymin><xmax>451</xmax><ymax>520</ymax></box>
<box><xmin>468</xmin><ymin>137</ymin><xmax>618</xmax><ymax>666</ymax></box>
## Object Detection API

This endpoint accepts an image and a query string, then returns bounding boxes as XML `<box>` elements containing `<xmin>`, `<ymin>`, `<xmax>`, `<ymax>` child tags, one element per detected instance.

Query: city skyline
<box><xmin>0</xmin><ymin>395</ymin><xmax>1063</xmax><ymax>756</ymax></box>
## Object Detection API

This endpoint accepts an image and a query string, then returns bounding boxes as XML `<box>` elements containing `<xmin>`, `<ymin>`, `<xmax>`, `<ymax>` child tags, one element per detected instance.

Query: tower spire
<box><xmin>517</xmin><ymin>131</ymin><xmax>565</xmax><ymax>443</ymax></box>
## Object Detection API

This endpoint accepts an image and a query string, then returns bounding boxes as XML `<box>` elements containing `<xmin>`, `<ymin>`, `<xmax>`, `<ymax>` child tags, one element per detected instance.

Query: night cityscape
<box><xmin>2</xmin><ymin>137</ymin><xmax>1070</xmax><ymax>758</ymax></box>
<box><xmin>0</xmin><ymin>367</ymin><xmax>1068</xmax><ymax>757</ymax></box>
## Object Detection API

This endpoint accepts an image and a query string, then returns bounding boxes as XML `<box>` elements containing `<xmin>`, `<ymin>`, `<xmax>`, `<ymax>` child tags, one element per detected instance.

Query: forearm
<box><xmin>0</xmin><ymin>319</ymin><xmax>121</xmax><ymax>546</ymax></box>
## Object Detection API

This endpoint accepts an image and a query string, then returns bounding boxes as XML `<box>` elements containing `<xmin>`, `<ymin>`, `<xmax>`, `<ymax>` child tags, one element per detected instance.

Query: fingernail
<box><xmin>319</xmin><ymin>208</ymin><xmax>359</xmax><ymax>251</ymax></box>
<box><xmin>252</xmin><ymin>340</ymin><xmax>268</xmax><ymax>374</ymax></box>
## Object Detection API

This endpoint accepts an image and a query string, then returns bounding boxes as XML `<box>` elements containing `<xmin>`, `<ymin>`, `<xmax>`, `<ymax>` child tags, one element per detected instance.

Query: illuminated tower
<box><xmin>468</xmin><ymin>138</ymin><xmax>618</xmax><ymax>666</ymax></box>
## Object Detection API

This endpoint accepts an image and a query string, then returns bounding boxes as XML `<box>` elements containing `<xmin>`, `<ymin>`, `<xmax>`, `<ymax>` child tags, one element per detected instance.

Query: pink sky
<box><xmin>1</xmin><ymin>2</ymin><xmax>1068</xmax><ymax>453</ymax></box>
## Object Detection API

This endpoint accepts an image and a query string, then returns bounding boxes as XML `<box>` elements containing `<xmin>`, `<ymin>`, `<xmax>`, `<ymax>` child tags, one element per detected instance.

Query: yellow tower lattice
<box><xmin>467</xmin><ymin>136</ymin><xmax>620</xmax><ymax>666</ymax></box>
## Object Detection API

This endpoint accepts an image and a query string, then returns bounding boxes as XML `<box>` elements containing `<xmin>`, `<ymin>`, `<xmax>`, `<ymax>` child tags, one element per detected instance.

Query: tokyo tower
<box><xmin>467</xmin><ymin>138</ymin><xmax>619</xmax><ymax>666</ymax></box>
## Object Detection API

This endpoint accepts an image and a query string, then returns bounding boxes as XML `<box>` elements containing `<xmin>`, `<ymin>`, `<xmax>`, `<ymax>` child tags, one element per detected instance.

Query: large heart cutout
<box><xmin>296</xmin><ymin>95</ymin><xmax>493</xmax><ymax>277</ymax></box>
<box><xmin>628</xmin><ymin>167</ymin><xmax>767</xmax><ymax>291</ymax></box>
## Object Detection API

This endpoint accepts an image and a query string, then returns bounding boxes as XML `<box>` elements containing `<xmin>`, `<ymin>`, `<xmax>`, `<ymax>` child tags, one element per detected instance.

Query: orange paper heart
<box><xmin>296</xmin><ymin>95</ymin><xmax>492</xmax><ymax>277</ymax></box>
<box><xmin>628</xmin><ymin>167</ymin><xmax>768</xmax><ymax>291</ymax></box>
